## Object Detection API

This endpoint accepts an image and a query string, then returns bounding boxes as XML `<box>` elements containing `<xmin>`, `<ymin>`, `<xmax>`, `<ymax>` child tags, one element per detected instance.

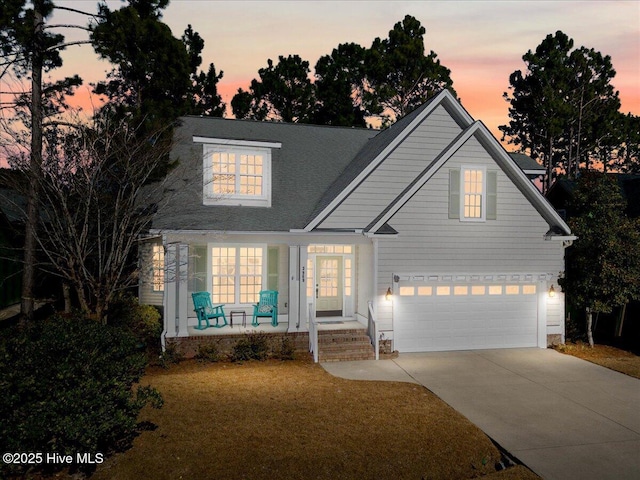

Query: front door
<box><xmin>316</xmin><ymin>256</ymin><xmax>343</xmax><ymax>316</ymax></box>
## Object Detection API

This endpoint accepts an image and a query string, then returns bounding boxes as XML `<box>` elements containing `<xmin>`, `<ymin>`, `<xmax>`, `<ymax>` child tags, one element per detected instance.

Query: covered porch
<box><xmin>155</xmin><ymin>234</ymin><xmax>383</xmax><ymax>360</ymax></box>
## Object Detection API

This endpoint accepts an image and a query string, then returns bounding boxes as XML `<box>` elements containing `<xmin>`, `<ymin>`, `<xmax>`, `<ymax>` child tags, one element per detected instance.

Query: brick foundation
<box><xmin>166</xmin><ymin>332</ymin><xmax>310</xmax><ymax>359</ymax></box>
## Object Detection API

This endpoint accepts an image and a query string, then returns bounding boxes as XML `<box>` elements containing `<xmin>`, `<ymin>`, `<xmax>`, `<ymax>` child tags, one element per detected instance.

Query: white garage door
<box><xmin>394</xmin><ymin>280</ymin><xmax>539</xmax><ymax>352</ymax></box>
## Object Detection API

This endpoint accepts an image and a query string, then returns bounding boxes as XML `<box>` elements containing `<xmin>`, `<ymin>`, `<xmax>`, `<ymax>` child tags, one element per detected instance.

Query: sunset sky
<box><xmin>42</xmin><ymin>0</ymin><xmax>640</xmax><ymax>142</ymax></box>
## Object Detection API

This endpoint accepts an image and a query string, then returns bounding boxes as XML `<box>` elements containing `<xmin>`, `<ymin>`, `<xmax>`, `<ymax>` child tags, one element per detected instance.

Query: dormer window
<box><xmin>196</xmin><ymin>137</ymin><xmax>281</xmax><ymax>207</ymax></box>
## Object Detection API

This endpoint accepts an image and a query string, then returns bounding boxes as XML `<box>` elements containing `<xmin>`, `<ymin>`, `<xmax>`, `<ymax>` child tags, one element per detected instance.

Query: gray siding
<box><xmin>375</xmin><ymin>136</ymin><xmax>564</xmax><ymax>330</ymax></box>
<box><xmin>319</xmin><ymin>106</ymin><xmax>462</xmax><ymax>229</ymax></box>
<box><xmin>355</xmin><ymin>243</ymin><xmax>374</xmax><ymax>320</ymax></box>
<box><xmin>138</xmin><ymin>240</ymin><xmax>164</xmax><ymax>306</ymax></box>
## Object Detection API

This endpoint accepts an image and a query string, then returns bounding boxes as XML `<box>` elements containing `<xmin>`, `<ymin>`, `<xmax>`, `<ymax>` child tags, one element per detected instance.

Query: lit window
<box><xmin>152</xmin><ymin>245</ymin><xmax>164</xmax><ymax>292</ymax></box>
<box><xmin>489</xmin><ymin>285</ymin><xmax>503</xmax><ymax>295</ymax></box>
<box><xmin>454</xmin><ymin>285</ymin><xmax>469</xmax><ymax>295</ymax></box>
<box><xmin>211</xmin><ymin>247</ymin><xmax>264</xmax><ymax>304</ymax></box>
<box><xmin>399</xmin><ymin>286</ymin><xmax>415</xmax><ymax>296</ymax></box>
<box><xmin>306</xmin><ymin>258</ymin><xmax>314</xmax><ymax>299</ymax></box>
<box><xmin>318</xmin><ymin>258</ymin><xmax>339</xmax><ymax>297</ymax></box>
<box><xmin>203</xmin><ymin>145</ymin><xmax>271</xmax><ymax>207</ymax></box>
<box><xmin>417</xmin><ymin>286</ymin><xmax>433</xmax><ymax>296</ymax></box>
<box><xmin>307</xmin><ymin>245</ymin><xmax>352</xmax><ymax>254</ymax></box>
<box><xmin>463</xmin><ymin>168</ymin><xmax>484</xmax><ymax>219</ymax></box>
<box><xmin>436</xmin><ymin>286</ymin><xmax>451</xmax><ymax>296</ymax></box>
<box><xmin>506</xmin><ymin>285</ymin><xmax>520</xmax><ymax>295</ymax></box>
<box><xmin>344</xmin><ymin>258</ymin><xmax>352</xmax><ymax>296</ymax></box>
<box><xmin>522</xmin><ymin>285</ymin><xmax>537</xmax><ymax>295</ymax></box>
<box><xmin>471</xmin><ymin>285</ymin><xmax>486</xmax><ymax>295</ymax></box>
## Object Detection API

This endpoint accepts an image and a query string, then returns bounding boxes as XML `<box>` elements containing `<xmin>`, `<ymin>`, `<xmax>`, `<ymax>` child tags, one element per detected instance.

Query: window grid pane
<box><xmin>344</xmin><ymin>258</ymin><xmax>352</xmax><ymax>296</ymax></box>
<box><xmin>212</xmin><ymin>152</ymin><xmax>236</xmax><ymax>194</ymax></box>
<box><xmin>239</xmin><ymin>154</ymin><xmax>263</xmax><ymax>195</ymax></box>
<box><xmin>319</xmin><ymin>259</ymin><xmax>338</xmax><ymax>297</ymax></box>
<box><xmin>212</xmin><ymin>247</ymin><xmax>236</xmax><ymax>303</ymax></box>
<box><xmin>463</xmin><ymin>169</ymin><xmax>483</xmax><ymax>218</ymax></box>
<box><xmin>152</xmin><ymin>245</ymin><xmax>164</xmax><ymax>292</ymax></box>
<box><xmin>306</xmin><ymin>258</ymin><xmax>314</xmax><ymax>298</ymax></box>
<box><xmin>239</xmin><ymin>247</ymin><xmax>263</xmax><ymax>304</ymax></box>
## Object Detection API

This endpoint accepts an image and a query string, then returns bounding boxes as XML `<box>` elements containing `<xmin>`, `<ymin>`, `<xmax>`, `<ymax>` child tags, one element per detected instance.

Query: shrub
<box><xmin>195</xmin><ymin>342</ymin><xmax>221</xmax><ymax>363</ymax></box>
<box><xmin>0</xmin><ymin>313</ymin><xmax>162</xmax><ymax>477</ymax></box>
<box><xmin>158</xmin><ymin>341</ymin><xmax>184</xmax><ymax>368</ymax></box>
<box><xmin>231</xmin><ymin>332</ymin><xmax>270</xmax><ymax>361</ymax></box>
<box><xmin>277</xmin><ymin>336</ymin><xmax>296</xmax><ymax>360</ymax></box>
<box><xmin>109</xmin><ymin>294</ymin><xmax>163</xmax><ymax>355</ymax></box>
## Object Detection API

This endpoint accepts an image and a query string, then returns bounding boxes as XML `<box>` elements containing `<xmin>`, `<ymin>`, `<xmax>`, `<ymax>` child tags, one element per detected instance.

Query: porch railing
<box><xmin>367</xmin><ymin>301</ymin><xmax>379</xmax><ymax>360</ymax></box>
<box><xmin>308</xmin><ymin>302</ymin><xmax>319</xmax><ymax>363</ymax></box>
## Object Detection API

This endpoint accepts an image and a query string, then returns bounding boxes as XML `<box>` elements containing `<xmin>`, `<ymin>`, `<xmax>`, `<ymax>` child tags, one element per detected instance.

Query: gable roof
<box><xmin>305</xmin><ymin>90</ymin><xmax>473</xmax><ymax>230</ymax></box>
<box><xmin>152</xmin><ymin>91</ymin><xmax>571</xmax><ymax>237</ymax></box>
<box><xmin>304</xmin><ymin>90</ymin><xmax>571</xmax><ymax>236</ymax></box>
<box><xmin>151</xmin><ymin>117</ymin><xmax>377</xmax><ymax>232</ymax></box>
<box><xmin>364</xmin><ymin>121</ymin><xmax>571</xmax><ymax>236</ymax></box>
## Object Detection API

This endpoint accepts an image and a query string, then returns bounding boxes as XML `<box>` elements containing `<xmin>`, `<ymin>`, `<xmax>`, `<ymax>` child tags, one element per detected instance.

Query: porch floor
<box><xmin>186</xmin><ymin>318</ymin><xmax>366</xmax><ymax>336</ymax></box>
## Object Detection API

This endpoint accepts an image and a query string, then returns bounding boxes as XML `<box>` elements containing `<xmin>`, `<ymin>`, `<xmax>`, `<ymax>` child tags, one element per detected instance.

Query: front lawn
<box><xmin>92</xmin><ymin>358</ymin><xmax>537</xmax><ymax>479</ymax></box>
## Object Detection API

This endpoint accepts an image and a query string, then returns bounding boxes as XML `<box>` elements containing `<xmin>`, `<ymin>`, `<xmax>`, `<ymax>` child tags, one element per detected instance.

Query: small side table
<box><xmin>229</xmin><ymin>310</ymin><xmax>247</xmax><ymax>328</ymax></box>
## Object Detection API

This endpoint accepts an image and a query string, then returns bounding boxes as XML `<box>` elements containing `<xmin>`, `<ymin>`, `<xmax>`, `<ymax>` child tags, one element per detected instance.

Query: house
<box><xmin>508</xmin><ymin>152</ymin><xmax>545</xmax><ymax>192</ymax></box>
<box><xmin>140</xmin><ymin>90</ymin><xmax>574</xmax><ymax>357</ymax></box>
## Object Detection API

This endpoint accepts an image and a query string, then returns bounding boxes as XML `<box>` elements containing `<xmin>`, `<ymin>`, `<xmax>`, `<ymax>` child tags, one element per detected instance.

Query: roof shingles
<box><xmin>151</xmin><ymin>117</ymin><xmax>377</xmax><ymax>232</ymax></box>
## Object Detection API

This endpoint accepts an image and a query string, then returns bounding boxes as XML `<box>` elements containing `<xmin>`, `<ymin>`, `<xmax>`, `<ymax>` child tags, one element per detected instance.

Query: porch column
<box><xmin>288</xmin><ymin>245</ymin><xmax>300</xmax><ymax>332</ymax></box>
<box><xmin>163</xmin><ymin>243</ymin><xmax>178</xmax><ymax>338</ymax></box>
<box><xmin>177</xmin><ymin>244</ymin><xmax>189</xmax><ymax>337</ymax></box>
<box><xmin>298</xmin><ymin>246</ymin><xmax>309</xmax><ymax>332</ymax></box>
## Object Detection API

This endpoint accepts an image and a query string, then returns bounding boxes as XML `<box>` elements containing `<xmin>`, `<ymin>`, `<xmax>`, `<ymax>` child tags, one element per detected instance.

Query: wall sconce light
<box><xmin>385</xmin><ymin>287</ymin><xmax>393</xmax><ymax>301</ymax></box>
<box><xmin>548</xmin><ymin>285</ymin><xmax>555</xmax><ymax>298</ymax></box>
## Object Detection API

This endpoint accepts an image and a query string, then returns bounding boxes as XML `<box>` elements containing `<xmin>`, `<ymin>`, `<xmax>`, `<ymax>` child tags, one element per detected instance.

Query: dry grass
<box><xmin>554</xmin><ymin>342</ymin><xmax>640</xmax><ymax>379</ymax></box>
<box><xmin>91</xmin><ymin>358</ymin><xmax>530</xmax><ymax>480</ymax></box>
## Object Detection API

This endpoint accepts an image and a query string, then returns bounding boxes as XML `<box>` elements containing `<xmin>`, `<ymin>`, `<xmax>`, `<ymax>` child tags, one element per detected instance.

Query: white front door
<box><xmin>316</xmin><ymin>256</ymin><xmax>343</xmax><ymax>316</ymax></box>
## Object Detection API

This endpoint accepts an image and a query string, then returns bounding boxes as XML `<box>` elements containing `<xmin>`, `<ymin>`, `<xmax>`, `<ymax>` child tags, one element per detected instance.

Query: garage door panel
<box><xmin>395</xmin><ymin>281</ymin><xmax>538</xmax><ymax>352</ymax></box>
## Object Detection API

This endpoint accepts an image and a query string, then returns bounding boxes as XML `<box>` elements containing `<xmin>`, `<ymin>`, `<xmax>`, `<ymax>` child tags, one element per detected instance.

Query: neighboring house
<box><xmin>140</xmin><ymin>90</ymin><xmax>574</xmax><ymax>354</ymax></box>
<box><xmin>509</xmin><ymin>152</ymin><xmax>545</xmax><ymax>192</ymax></box>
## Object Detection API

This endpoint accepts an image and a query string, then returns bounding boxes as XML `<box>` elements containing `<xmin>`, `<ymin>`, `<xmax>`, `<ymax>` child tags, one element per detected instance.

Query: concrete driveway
<box><xmin>322</xmin><ymin>348</ymin><xmax>640</xmax><ymax>480</ymax></box>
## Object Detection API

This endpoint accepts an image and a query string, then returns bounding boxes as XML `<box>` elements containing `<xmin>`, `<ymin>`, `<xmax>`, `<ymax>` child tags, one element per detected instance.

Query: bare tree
<box><xmin>4</xmin><ymin>112</ymin><xmax>173</xmax><ymax>323</ymax></box>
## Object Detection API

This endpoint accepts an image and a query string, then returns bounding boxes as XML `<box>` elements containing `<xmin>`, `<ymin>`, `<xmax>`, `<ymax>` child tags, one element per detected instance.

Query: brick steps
<box><xmin>317</xmin><ymin>329</ymin><xmax>375</xmax><ymax>362</ymax></box>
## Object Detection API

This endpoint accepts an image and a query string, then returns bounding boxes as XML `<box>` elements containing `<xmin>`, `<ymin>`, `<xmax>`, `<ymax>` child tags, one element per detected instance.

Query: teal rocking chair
<box><xmin>192</xmin><ymin>292</ymin><xmax>228</xmax><ymax>329</ymax></box>
<box><xmin>252</xmin><ymin>290</ymin><xmax>278</xmax><ymax>327</ymax></box>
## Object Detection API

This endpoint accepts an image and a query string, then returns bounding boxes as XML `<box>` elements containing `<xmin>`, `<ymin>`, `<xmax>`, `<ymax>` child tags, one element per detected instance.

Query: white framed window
<box><xmin>211</xmin><ymin>246</ymin><xmax>265</xmax><ymax>305</ymax></box>
<box><xmin>449</xmin><ymin>167</ymin><xmax>497</xmax><ymax>221</ymax></box>
<box><xmin>151</xmin><ymin>245</ymin><xmax>164</xmax><ymax>292</ymax></box>
<box><xmin>202</xmin><ymin>143</ymin><xmax>274</xmax><ymax>207</ymax></box>
<box><xmin>461</xmin><ymin>166</ymin><xmax>486</xmax><ymax>220</ymax></box>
